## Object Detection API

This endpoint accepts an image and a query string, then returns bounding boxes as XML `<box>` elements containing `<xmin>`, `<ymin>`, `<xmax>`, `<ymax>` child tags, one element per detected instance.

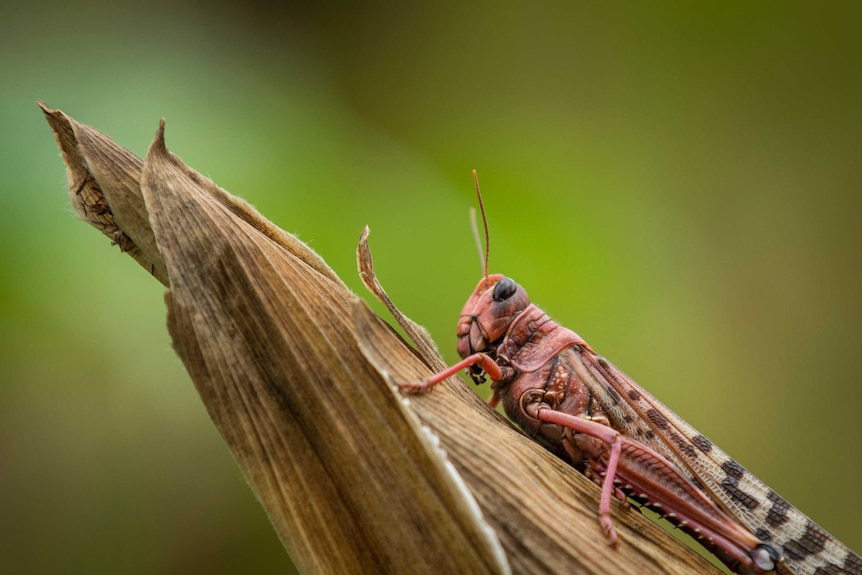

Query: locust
<box><xmin>400</xmin><ymin>172</ymin><xmax>860</xmax><ymax>575</ymax></box>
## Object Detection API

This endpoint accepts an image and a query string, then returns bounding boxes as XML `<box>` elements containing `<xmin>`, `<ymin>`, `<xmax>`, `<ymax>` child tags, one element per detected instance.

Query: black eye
<box><xmin>492</xmin><ymin>277</ymin><xmax>517</xmax><ymax>301</ymax></box>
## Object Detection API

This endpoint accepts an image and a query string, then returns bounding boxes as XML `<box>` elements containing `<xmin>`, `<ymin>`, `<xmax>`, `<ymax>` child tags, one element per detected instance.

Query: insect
<box><xmin>400</xmin><ymin>172</ymin><xmax>860</xmax><ymax>575</ymax></box>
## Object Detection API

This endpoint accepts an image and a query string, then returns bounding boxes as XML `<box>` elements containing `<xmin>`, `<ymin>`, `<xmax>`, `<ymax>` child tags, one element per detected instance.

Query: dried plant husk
<box><xmin>41</xmin><ymin>101</ymin><xmax>720</xmax><ymax>575</ymax></box>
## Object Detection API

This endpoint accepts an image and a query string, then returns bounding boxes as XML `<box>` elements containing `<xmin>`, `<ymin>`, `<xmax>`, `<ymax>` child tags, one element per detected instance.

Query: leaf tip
<box><xmin>148</xmin><ymin>118</ymin><xmax>168</xmax><ymax>157</ymax></box>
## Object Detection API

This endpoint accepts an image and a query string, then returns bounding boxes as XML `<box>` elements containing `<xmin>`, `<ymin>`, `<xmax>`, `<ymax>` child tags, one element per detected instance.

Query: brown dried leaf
<box><xmin>39</xmin><ymin>100</ymin><xmax>167</xmax><ymax>283</ymax></box>
<box><xmin>140</xmin><ymin>120</ymin><xmax>509</xmax><ymax>575</ymax></box>
<box><xmin>357</xmin><ymin>225</ymin><xmax>445</xmax><ymax>370</ymax></box>
<box><xmin>41</xmin><ymin>102</ymin><xmax>721</xmax><ymax>575</ymax></box>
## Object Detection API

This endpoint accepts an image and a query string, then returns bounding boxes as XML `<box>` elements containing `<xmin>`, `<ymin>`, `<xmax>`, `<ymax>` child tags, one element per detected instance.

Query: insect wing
<box><xmin>573</xmin><ymin>349</ymin><xmax>860</xmax><ymax>575</ymax></box>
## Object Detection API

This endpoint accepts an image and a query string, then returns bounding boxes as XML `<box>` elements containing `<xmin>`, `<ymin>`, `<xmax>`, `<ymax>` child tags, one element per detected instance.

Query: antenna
<box><xmin>469</xmin><ymin>207</ymin><xmax>482</xmax><ymax>274</ymax></box>
<box><xmin>472</xmin><ymin>169</ymin><xmax>490</xmax><ymax>285</ymax></box>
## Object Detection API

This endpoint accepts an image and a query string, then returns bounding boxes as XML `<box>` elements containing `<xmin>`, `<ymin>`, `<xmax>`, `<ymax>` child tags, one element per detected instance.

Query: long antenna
<box><xmin>472</xmin><ymin>169</ymin><xmax>490</xmax><ymax>285</ymax></box>
<box><xmin>469</xmin><ymin>207</ymin><xmax>482</xmax><ymax>272</ymax></box>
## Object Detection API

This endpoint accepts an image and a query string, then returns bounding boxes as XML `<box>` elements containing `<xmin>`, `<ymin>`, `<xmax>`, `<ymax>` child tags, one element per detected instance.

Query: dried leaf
<box><xmin>42</xmin><ymin>102</ymin><xmax>721</xmax><ymax>575</ymax></box>
<box><xmin>357</xmin><ymin>225</ymin><xmax>445</xmax><ymax>370</ymax></box>
<box><xmin>141</xmin><ymin>119</ymin><xmax>509</xmax><ymax>575</ymax></box>
<box><xmin>39</xmin><ymin>100</ymin><xmax>167</xmax><ymax>284</ymax></box>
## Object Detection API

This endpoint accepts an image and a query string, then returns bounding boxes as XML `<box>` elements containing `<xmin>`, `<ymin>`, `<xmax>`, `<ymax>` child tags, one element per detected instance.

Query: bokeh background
<box><xmin>2</xmin><ymin>2</ymin><xmax>860</xmax><ymax>573</ymax></box>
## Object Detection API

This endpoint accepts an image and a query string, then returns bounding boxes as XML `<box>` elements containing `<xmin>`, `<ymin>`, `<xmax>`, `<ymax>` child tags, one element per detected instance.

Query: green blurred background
<box><xmin>2</xmin><ymin>2</ymin><xmax>860</xmax><ymax>573</ymax></box>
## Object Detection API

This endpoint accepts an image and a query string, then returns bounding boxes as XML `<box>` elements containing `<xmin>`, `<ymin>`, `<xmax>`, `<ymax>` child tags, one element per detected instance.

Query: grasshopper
<box><xmin>400</xmin><ymin>172</ymin><xmax>860</xmax><ymax>575</ymax></box>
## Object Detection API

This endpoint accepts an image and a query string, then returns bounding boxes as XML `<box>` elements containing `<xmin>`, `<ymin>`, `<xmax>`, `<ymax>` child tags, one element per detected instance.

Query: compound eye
<box><xmin>492</xmin><ymin>277</ymin><xmax>517</xmax><ymax>301</ymax></box>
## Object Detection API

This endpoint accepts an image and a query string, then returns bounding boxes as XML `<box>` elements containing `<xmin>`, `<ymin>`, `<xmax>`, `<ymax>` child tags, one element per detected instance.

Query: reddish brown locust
<box><xmin>401</xmin><ymin>172</ymin><xmax>860</xmax><ymax>575</ymax></box>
